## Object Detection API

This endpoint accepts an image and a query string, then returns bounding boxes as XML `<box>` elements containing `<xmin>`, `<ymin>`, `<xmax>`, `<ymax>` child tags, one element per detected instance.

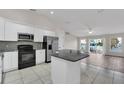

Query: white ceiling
<box><xmin>28</xmin><ymin>9</ymin><xmax>124</xmax><ymax>37</ymax></box>
<box><xmin>0</xmin><ymin>9</ymin><xmax>57</xmax><ymax>31</ymax></box>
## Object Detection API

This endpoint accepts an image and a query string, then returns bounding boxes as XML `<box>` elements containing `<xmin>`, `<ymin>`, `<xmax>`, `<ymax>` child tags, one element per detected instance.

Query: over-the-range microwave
<box><xmin>18</xmin><ymin>33</ymin><xmax>34</xmax><ymax>41</ymax></box>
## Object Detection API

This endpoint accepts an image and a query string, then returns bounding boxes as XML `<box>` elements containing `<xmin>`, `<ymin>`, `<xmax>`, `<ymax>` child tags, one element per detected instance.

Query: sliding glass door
<box><xmin>89</xmin><ymin>39</ymin><xmax>104</xmax><ymax>54</ymax></box>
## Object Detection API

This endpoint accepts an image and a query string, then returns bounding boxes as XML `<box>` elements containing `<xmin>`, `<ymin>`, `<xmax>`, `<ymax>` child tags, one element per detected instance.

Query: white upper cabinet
<box><xmin>0</xmin><ymin>17</ymin><xmax>4</xmax><ymax>41</ymax></box>
<box><xmin>4</xmin><ymin>21</ymin><xmax>34</xmax><ymax>41</ymax></box>
<box><xmin>34</xmin><ymin>28</ymin><xmax>56</xmax><ymax>42</ymax></box>
<box><xmin>2</xmin><ymin>18</ymin><xmax>55</xmax><ymax>42</ymax></box>
<box><xmin>34</xmin><ymin>28</ymin><xmax>43</xmax><ymax>42</ymax></box>
<box><xmin>4</xmin><ymin>22</ymin><xmax>18</xmax><ymax>41</ymax></box>
<box><xmin>43</xmin><ymin>30</ymin><xmax>56</xmax><ymax>37</ymax></box>
<box><xmin>16</xmin><ymin>24</ymin><xmax>34</xmax><ymax>34</ymax></box>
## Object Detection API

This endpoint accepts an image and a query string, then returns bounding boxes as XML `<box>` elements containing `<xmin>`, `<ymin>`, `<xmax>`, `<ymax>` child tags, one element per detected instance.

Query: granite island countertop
<box><xmin>52</xmin><ymin>49</ymin><xmax>89</xmax><ymax>62</ymax></box>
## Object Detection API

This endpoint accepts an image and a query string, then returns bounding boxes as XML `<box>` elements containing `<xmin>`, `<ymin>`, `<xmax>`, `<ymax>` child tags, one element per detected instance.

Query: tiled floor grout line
<box><xmin>3</xmin><ymin>62</ymin><xmax>124</xmax><ymax>84</ymax></box>
<box><xmin>91</xmin><ymin>69</ymin><xmax>101</xmax><ymax>84</ymax></box>
<box><xmin>20</xmin><ymin>68</ymin><xmax>43</xmax><ymax>84</ymax></box>
<box><xmin>111</xmin><ymin>60</ymin><xmax>119</xmax><ymax>84</ymax></box>
<box><xmin>80</xmin><ymin>72</ymin><xmax>89</xmax><ymax>84</ymax></box>
<box><xmin>84</xmin><ymin>61</ymin><xmax>124</xmax><ymax>75</ymax></box>
<box><xmin>112</xmin><ymin>71</ymin><xmax>115</xmax><ymax>84</ymax></box>
<box><xmin>2</xmin><ymin>70</ymin><xmax>23</xmax><ymax>84</ymax></box>
<box><xmin>112</xmin><ymin>63</ymin><xmax>115</xmax><ymax>84</ymax></box>
<box><xmin>18</xmin><ymin>70</ymin><xmax>24</xmax><ymax>84</ymax></box>
<box><xmin>32</xmin><ymin>63</ymin><xmax>53</xmax><ymax>84</ymax></box>
<box><xmin>84</xmin><ymin>54</ymin><xmax>124</xmax><ymax>73</ymax></box>
<box><xmin>31</xmin><ymin>67</ymin><xmax>46</xmax><ymax>84</ymax></box>
<box><xmin>2</xmin><ymin>72</ymin><xmax>6</xmax><ymax>84</ymax></box>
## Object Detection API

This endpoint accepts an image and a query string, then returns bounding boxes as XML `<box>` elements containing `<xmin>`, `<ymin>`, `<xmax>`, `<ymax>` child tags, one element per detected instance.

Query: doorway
<box><xmin>80</xmin><ymin>39</ymin><xmax>87</xmax><ymax>53</ymax></box>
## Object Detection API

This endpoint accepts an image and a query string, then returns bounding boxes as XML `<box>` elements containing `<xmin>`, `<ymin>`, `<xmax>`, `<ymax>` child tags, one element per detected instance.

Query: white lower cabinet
<box><xmin>36</xmin><ymin>50</ymin><xmax>45</xmax><ymax>64</ymax></box>
<box><xmin>3</xmin><ymin>51</ymin><xmax>18</xmax><ymax>72</ymax></box>
<box><xmin>0</xmin><ymin>56</ymin><xmax>2</xmax><ymax>69</ymax></box>
<box><xmin>43</xmin><ymin>30</ymin><xmax>56</xmax><ymax>37</ymax></box>
<box><xmin>0</xmin><ymin>56</ymin><xmax>2</xmax><ymax>83</ymax></box>
<box><xmin>11</xmin><ymin>52</ymin><xmax>18</xmax><ymax>70</ymax></box>
<box><xmin>0</xmin><ymin>71</ymin><xmax>1</xmax><ymax>83</ymax></box>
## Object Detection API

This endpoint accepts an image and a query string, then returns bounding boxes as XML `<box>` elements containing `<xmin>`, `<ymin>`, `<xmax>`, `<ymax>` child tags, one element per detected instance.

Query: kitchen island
<box><xmin>51</xmin><ymin>49</ymin><xmax>89</xmax><ymax>84</ymax></box>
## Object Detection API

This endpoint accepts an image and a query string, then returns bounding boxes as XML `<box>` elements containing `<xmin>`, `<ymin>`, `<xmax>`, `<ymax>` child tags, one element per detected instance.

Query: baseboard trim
<box><xmin>105</xmin><ymin>54</ymin><xmax>124</xmax><ymax>58</ymax></box>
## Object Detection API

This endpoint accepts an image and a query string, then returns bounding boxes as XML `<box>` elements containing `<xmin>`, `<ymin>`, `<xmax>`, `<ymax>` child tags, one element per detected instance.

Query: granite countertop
<box><xmin>52</xmin><ymin>49</ymin><xmax>89</xmax><ymax>62</ymax></box>
<box><xmin>0</xmin><ymin>49</ymin><xmax>18</xmax><ymax>53</ymax></box>
<box><xmin>0</xmin><ymin>50</ymin><xmax>18</xmax><ymax>57</ymax></box>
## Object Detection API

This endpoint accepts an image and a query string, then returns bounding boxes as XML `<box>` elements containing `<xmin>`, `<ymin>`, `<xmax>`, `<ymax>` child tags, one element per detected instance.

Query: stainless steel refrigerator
<box><xmin>43</xmin><ymin>36</ymin><xmax>58</xmax><ymax>63</ymax></box>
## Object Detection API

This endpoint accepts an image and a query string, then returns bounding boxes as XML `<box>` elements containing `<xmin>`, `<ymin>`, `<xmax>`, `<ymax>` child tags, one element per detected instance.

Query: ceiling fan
<box><xmin>85</xmin><ymin>24</ymin><xmax>93</xmax><ymax>34</ymax></box>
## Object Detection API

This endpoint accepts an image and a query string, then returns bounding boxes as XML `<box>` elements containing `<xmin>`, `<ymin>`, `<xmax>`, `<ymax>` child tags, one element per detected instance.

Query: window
<box><xmin>80</xmin><ymin>39</ymin><xmax>86</xmax><ymax>52</ymax></box>
<box><xmin>89</xmin><ymin>39</ymin><xmax>103</xmax><ymax>53</ymax></box>
<box><xmin>111</xmin><ymin>37</ymin><xmax>122</xmax><ymax>52</ymax></box>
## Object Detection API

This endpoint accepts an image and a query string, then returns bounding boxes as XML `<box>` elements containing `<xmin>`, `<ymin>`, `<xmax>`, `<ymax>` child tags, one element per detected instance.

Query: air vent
<box><xmin>65</xmin><ymin>32</ymin><xmax>70</xmax><ymax>35</ymax></box>
<box><xmin>97</xmin><ymin>9</ymin><xmax>104</xmax><ymax>13</ymax></box>
<box><xmin>29</xmin><ymin>9</ymin><xmax>37</xmax><ymax>12</ymax></box>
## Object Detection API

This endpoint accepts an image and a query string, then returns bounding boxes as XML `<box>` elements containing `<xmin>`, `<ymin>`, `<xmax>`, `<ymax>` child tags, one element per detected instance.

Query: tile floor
<box><xmin>2</xmin><ymin>62</ymin><xmax>124</xmax><ymax>84</ymax></box>
<box><xmin>83</xmin><ymin>54</ymin><xmax>124</xmax><ymax>73</ymax></box>
<box><xmin>3</xmin><ymin>63</ymin><xmax>52</xmax><ymax>84</ymax></box>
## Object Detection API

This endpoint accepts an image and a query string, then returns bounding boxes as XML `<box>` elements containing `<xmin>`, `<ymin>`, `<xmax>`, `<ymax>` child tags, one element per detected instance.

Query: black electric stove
<box><xmin>18</xmin><ymin>45</ymin><xmax>36</xmax><ymax>69</ymax></box>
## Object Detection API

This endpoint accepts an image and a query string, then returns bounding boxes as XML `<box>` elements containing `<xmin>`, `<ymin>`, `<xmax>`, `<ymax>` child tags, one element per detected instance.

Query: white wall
<box><xmin>55</xmin><ymin>30</ymin><xmax>79</xmax><ymax>50</ymax></box>
<box><xmin>64</xmin><ymin>34</ymin><xmax>78</xmax><ymax>50</ymax></box>
<box><xmin>55</xmin><ymin>29</ymin><xmax>65</xmax><ymax>50</ymax></box>
<box><xmin>79</xmin><ymin>33</ymin><xmax>124</xmax><ymax>57</ymax></box>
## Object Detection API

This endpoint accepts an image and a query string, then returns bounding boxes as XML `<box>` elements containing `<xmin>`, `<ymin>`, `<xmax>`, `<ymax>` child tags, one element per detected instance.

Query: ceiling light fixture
<box><xmin>86</xmin><ymin>25</ymin><xmax>93</xmax><ymax>34</ymax></box>
<box><xmin>89</xmin><ymin>31</ymin><xmax>92</xmax><ymax>34</ymax></box>
<box><xmin>50</xmin><ymin>11</ymin><xmax>54</xmax><ymax>14</ymax></box>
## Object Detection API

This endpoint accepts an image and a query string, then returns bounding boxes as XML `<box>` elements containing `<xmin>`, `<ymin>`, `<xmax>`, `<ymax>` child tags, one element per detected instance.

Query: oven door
<box><xmin>18</xmin><ymin>50</ymin><xmax>35</xmax><ymax>69</ymax></box>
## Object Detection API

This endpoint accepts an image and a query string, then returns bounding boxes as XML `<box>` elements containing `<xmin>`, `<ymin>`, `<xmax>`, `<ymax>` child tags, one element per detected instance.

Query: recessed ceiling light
<box><xmin>50</xmin><ymin>11</ymin><xmax>54</xmax><ymax>14</ymax></box>
<box><xmin>89</xmin><ymin>31</ymin><xmax>92</xmax><ymax>34</ymax></box>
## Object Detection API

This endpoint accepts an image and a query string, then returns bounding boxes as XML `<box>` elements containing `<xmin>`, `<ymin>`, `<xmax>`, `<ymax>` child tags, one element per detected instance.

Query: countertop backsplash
<box><xmin>0</xmin><ymin>41</ymin><xmax>42</xmax><ymax>52</ymax></box>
